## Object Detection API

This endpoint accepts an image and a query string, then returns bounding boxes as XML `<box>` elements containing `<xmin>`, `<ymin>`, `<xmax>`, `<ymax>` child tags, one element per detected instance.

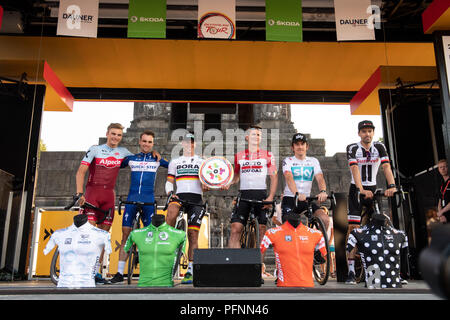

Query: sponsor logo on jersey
<box><xmin>291</xmin><ymin>166</ymin><xmax>314</xmax><ymax>181</ymax></box>
<box><xmin>159</xmin><ymin>232</ymin><xmax>169</xmax><ymax>241</ymax></box>
<box><xmin>299</xmin><ymin>236</ymin><xmax>309</xmax><ymax>241</ymax></box>
<box><xmin>65</xmin><ymin>238</ymin><xmax>72</xmax><ymax>244</ymax></box>
<box><xmin>96</xmin><ymin>157</ymin><xmax>122</xmax><ymax>168</ymax></box>
<box><xmin>129</xmin><ymin>161</ymin><xmax>159</xmax><ymax>172</ymax></box>
<box><xmin>285</xmin><ymin>235</ymin><xmax>292</xmax><ymax>242</ymax></box>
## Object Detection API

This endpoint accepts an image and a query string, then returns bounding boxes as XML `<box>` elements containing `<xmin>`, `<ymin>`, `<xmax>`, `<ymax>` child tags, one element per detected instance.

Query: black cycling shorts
<box><xmin>171</xmin><ymin>193</ymin><xmax>205</xmax><ymax>231</ymax></box>
<box><xmin>230</xmin><ymin>190</ymin><xmax>269</xmax><ymax>226</ymax></box>
<box><xmin>347</xmin><ymin>184</ymin><xmax>377</xmax><ymax>225</ymax></box>
<box><xmin>281</xmin><ymin>196</ymin><xmax>320</xmax><ymax>223</ymax></box>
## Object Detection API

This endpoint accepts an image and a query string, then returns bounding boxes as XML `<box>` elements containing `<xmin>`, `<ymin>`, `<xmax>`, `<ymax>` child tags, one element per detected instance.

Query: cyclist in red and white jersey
<box><xmin>225</xmin><ymin>125</ymin><xmax>278</xmax><ymax>248</ymax></box>
<box><xmin>75</xmin><ymin>123</ymin><xmax>132</xmax><ymax>284</ymax></box>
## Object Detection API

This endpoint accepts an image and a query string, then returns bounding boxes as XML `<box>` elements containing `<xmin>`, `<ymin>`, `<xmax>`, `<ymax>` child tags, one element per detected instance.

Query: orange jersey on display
<box><xmin>260</xmin><ymin>222</ymin><xmax>326</xmax><ymax>287</ymax></box>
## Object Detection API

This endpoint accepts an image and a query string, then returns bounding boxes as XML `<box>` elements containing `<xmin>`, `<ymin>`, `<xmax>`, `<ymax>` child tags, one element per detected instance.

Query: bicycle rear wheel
<box><xmin>309</xmin><ymin>216</ymin><xmax>331</xmax><ymax>285</ymax></box>
<box><xmin>50</xmin><ymin>249</ymin><xmax>60</xmax><ymax>286</ymax></box>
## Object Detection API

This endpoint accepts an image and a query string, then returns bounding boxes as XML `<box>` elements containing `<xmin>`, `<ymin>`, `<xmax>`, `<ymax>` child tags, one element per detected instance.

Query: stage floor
<box><xmin>0</xmin><ymin>277</ymin><xmax>440</xmax><ymax>300</ymax></box>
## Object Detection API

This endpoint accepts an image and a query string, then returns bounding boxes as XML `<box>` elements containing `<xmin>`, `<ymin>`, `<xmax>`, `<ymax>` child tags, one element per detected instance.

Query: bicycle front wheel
<box><xmin>127</xmin><ymin>244</ymin><xmax>138</xmax><ymax>285</ymax></box>
<box><xmin>50</xmin><ymin>249</ymin><xmax>60</xmax><ymax>286</ymax></box>
<box><xmin>246</xmin><ymin>219</ymin><xmax>260</xmax><ymax>249</ymax></box>
<box><xmin>309</xmin><ymin>216</ymin><xmax>331</xmax><ymax>285</ymax></box>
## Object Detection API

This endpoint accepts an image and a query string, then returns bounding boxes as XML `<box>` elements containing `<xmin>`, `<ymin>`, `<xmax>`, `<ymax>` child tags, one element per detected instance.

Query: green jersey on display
<box><xmin>124</xmin><ymin>222</ymin><xmax>186</xmax><ymax>287</ymax></box>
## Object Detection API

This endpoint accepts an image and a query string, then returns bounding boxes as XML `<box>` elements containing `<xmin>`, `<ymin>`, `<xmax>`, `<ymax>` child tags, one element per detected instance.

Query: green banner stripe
<box><xmin>265</xmin><ymin>0</ymin><xmax>302</xmax><ymax>42</ymax></box>
<box><xmin>128</xmin><ymin>0</ymin><xmax>166</xmax><ymax>39</ymax></box>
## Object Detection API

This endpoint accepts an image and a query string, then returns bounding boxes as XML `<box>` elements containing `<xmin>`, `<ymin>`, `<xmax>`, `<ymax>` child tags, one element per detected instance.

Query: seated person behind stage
<box><xmin>260</xmin><ymin>213</ymin><xmax>326</xmax><ymax>287</ymax></box>
<box><xmin>124</xmin><ymin>214</ymin><xmax>186</xmax><ymax>287</ymax></box>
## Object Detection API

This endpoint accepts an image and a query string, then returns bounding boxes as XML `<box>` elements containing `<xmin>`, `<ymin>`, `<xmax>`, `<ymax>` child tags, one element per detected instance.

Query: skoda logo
<box><xmin>268</xmin><ymin>19</ymin><xmax>275</xmax><ymax>26</ymax></box>
<box><xmin>159</xmin><ymin>232</ymin><xmax>169</xmax><ymax>241</ymax></box>
<box><xmin>130</xmin><ymin>16</ymin><xmax>138</xmax><ymax>23</ymax></box>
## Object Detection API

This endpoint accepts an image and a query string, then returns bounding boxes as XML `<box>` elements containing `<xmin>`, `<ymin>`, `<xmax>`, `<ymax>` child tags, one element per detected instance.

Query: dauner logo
<box><xmin>96</xmin><ymin>157</ymin><xmax>122</xmax><ymax>168</ymax></box>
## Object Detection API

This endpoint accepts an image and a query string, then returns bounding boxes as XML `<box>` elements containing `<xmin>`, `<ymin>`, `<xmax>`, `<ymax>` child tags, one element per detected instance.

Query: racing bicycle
<box><xmin>294</xmin><ymin>192</ymin><xmax>336</xmax><ymax>285</ymax></box>
<box><xmin>163</xmin><ymin>192</ymin><xmax>208</xmax><ymax>278</ymax></box>
<box><xmin>233</xmin><ymin>193</ymin><xmax>277</xmax><ymax>249</ymax></box>
<box><xmin>353</xmin><ymin>187</ymin><xmax>404</xmax><ymax>283</ymax></box>
<box><xmin>118</xmin><ymin>197</ymin><xmax>158</xmax><ymax>285</ymax></box>
<box><xmin>49</xmin><ymin>195</ymin><xmax>113</xmax><ymax>286</ymax></box>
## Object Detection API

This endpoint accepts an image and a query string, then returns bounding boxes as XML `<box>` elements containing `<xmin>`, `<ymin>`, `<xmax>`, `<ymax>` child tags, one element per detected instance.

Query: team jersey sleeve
<box><xmin>346</xmin><ymin>144</ymin><xmax>358</xmax><ymax>167</ymax></box>
<box><xmin>267</xmin><ymin>151</ymin><xmax>277</xmax><ymax>175</ymax></box>
<box><xmin>81</xmin><ymin>145</ymin><xmax>96</xmax><ymax>166</ymax></box>
<box><xmin>43</xmin><ymin>233</ymin><xmax>58</xmax><ymax>256</ymax></box>
<box><xmin>282</xmin><ymin>158</ymin><xmax>291</xmax><ymax>174</ymax></box>
<box><xmin>124</xmin><ymin>232</ymin><xmax>134</xmax><ymax>253</ymax></box>
<box><xmin>313</xmin><ymin>158</ymin><xmax>323</xmax><ymax>175</ymax></box>
<box><xmin>374</xmin><ymin>142</ymin><xmax>390</xmax><ymax>165</ymax></box>
<box><xmin>346</xmin><ymin>231</ymin><xmax>358</xmax><ymax>253</ymax></box>
<box><xmin>160</xmin><ymin>157</ymin><xmax>170</xmax><ymax>168</ymax></box>
<box><xmin>314</xmin><ymin>233</ymin><xmax>327</xmax><ymax>256</ymax></box>
<box><xmin>234</xmin><ymin>154</ymin><xmax>240</xmax><ymax>175</ymax></box>
<box><xmin>104</xmin><ymin>232</ymin><xmax>112</xmax><ymax>255</ymax></box>
<box><xmin>121</xmin><ymin>155</ymin><xmax>131</xmax><ymax>168</ymax></box>
<box><xmin>260</xmin><ymin>231</ymin><xmax>274</xmax><ymax>254</ymax></box>
<box><xmin>167</xmin><ymin>160</ymin><xmax>176</xmax><ymax>181</ymax></box>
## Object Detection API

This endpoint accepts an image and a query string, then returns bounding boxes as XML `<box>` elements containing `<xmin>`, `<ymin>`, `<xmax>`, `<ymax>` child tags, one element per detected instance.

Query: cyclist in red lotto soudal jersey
<box><xmin>225</xmin><ymin>125</ymin><xmax>278</xmax><ymax>248</ymax></box>
<box><xmin>344</xmin><ymin>120</ymin><xmax>397</xmax><ymax>285</ymax></box>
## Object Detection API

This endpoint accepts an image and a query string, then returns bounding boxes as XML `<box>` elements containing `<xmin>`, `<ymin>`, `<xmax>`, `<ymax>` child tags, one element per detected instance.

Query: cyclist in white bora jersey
<box><xmin>165</xmin><ymin>132</ymin><xmax>208</xmax><ymax>284</ymax></box>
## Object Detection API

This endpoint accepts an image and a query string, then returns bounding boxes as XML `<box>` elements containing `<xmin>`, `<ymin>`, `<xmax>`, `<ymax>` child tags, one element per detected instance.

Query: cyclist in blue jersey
<box><xmin>110</xmin><ymin>130</ymin><xmax>169</xmax><ymax>284</ymax></box>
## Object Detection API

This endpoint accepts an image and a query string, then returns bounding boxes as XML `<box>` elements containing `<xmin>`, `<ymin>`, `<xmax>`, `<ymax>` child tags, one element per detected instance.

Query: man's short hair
<box><xmin>140</xmin><ymin>130</ymin><xmax>155</xmax><ymax>139</ymax></box>
<box><xmin>438</xmin><ymin>159</ymin><xmax>447</xmax><ymax>165</ymax></box>
<box><xmin>246</xmin><ymin>125</ymin><xmax>262</xmax><ymax>135</ymax></box>
<box><xmin>107</xmin><ymin>123</ymin><xmax>124</xmax><ymax>132</ymax></box>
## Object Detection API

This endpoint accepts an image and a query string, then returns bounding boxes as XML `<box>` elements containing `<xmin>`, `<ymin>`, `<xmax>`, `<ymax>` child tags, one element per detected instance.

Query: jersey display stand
<box><xmin>193</xmin><ymin>248</ymin><xmax>261</xmax><ymax>287</ymax></box>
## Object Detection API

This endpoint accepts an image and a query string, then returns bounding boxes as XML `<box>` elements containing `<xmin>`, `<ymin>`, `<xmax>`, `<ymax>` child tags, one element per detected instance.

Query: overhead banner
<box><xmin>334</xmin><ymin>0</ymin><xmax>375</xmax><ymax>41</ymax></box>
<box><xmin>56</xmin><ymin>0</ymin><xmax>99</xmax><ymax>38</ymax></box>
<box><xmin>265</xmin><ymin>0</ymin><xmax>303</xmax><ymax>42</ymax></box>
<box><xmin>128</xmin><ymin>0</ymin><xmax>166</xmax><ymax>38</ymax></box>
<box><xmin>198</xmin><ymin>0</ymin><xmax>236</xmax><ymax>39</ymax></box>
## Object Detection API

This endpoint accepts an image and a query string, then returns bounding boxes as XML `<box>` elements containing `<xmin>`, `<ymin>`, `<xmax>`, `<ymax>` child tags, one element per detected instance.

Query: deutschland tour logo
<box><xmin>198</xmin><ymin>12</ymin><xmax>235</xmax><ymax>39</ymax></box>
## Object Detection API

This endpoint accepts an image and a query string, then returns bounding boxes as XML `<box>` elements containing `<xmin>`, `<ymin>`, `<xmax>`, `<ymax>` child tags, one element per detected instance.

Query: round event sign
<box><xmin>199</xmin><ymin>157</ymin><xmax>234</xmax><ymax>189</ymax></box>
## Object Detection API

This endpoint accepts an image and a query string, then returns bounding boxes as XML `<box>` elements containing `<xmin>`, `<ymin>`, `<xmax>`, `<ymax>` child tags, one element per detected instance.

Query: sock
<box><xmin>187</xmin><ymin>261</ymin><xmax>193</xmax><ymax>274</ymax></box>
<box><xmin>118</xmin><ymin>261</ymin><xmax>126</xmax><ymax>275</ymax></box>
<box><xmin>348</xmin><ymin>259</ymin><xmax>355</xmax><ymax>273</ymax></box>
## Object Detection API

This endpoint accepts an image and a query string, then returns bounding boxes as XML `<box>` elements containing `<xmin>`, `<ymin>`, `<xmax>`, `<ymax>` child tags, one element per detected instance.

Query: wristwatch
<box><xmin>387</xmin><ymin>184</ymin><xmax>396</xmax><ymax>189</ymax></box>
<box><xmin>320</xmin><ymin>190</ymin><xmax>327</xmax><ymax>193</ymax></box>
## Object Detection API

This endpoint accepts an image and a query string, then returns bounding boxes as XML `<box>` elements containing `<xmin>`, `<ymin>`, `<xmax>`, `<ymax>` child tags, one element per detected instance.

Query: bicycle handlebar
<box><xmin>357</xmin><ymin>187</ymin><xmax>404</xmax><ymax>209</ymax></box>
<box><xmin>118</xmin><ymin>197</ymin><xmax>158</xmax><ymax>216</ymax></box>
<box><xmin>294</xmin><ymin>192</ymin><xmax>336</xmax><ymax>209</ymax></box>
<box><xmin>236</xmin><ymin>193</ymin><xmax>279</xmax><ymax>218</ymax></box>
<box><xmin>64</xmin><ymin>194</ymin><xmax>112</xmax><ymax>224</ymax></box>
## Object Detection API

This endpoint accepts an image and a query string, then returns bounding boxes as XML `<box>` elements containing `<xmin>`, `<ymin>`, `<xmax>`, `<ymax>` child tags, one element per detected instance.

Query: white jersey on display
<box><xmin>167</xmin><ymin>155</ymin><xmax>205</xmax><ymax>194</ymax></box>
<box><xmin>43</xmin><ymin>223</ymin><xmax>112</xmax><ymax>288</ymax></box>
<box><xmin>282</xmin><ymin>156</ymin><xmax>322</xmax><ymax>197</ymax></box>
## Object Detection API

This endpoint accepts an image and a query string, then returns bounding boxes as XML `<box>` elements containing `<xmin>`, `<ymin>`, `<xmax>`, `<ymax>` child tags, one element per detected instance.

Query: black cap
<box><xmin>358</xmin><ymin>120</ymin><xmax>375</xmax><ymax>131</ymax></box>
<box><xmin>183</xmin><ymin>132</ymin><xmax>195</xmax><ymax>141</ymax></box>
<box><xmin>292</xmin><ymin>133</ymin><xmax>308</xmax><ymax>144</ymax></box>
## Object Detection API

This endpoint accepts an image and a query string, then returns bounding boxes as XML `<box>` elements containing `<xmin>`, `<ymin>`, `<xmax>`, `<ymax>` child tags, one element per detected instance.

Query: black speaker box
<box><xmin>193</xmin><ymin>248</ymin><xmax>262</xmax><ymax>287</ymax></box>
